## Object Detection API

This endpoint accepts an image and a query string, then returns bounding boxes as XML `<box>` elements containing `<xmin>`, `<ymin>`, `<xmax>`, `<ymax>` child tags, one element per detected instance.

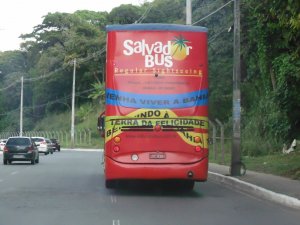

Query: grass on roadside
<box><xmin>243</xmin><ymin>152</ymin><xmax>300</xmax><ymax>180</ymax></box>
<box><xmin>209</xmin><ymin>142</ymin><xmax>300</xmax><ymax>180</ymax></box>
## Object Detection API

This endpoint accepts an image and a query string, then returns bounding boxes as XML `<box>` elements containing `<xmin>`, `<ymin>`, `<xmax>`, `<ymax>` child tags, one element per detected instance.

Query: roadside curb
<box><xmin>209</xmin><ymin>171</ymin><xmax>300</xmax><ymax>210</ymax></box>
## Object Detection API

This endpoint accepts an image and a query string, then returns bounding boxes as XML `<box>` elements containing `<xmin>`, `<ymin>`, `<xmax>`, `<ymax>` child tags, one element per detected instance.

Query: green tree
<box><xmin>142</xmin><ymin>0</ymin><xmax>185</xmax><ymax>24</ymax></box>
<box><xmin>241</xmin><ymin>0</ymin><xmax>300</xmax><ymax>153</ymax></box>
<box><xmin>20</xmin><ymin>11</ymin><xmax>106</xmax><ymax>118</ymax></box>
<box><xmin>108</xmin><ymin>4</ymin><xmax>141</xmax><ymax>24</ymax></box>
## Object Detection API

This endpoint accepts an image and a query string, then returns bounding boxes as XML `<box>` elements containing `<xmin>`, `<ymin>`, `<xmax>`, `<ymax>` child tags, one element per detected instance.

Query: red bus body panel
<box><xmin>105</xmin><ymin>157</ymin><xmax>208</xmax><ymax>180</ymax></box>
<box><xmin>105</xmin><ymin>24</ymin><xmax>208</xmax><ymax>182</ymax></box>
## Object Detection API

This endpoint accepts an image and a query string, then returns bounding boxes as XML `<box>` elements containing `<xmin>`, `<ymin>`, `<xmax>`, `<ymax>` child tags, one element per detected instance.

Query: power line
<box><xmin>192</xmin><ymin>0</ymin><xmax>234</xmax><ymax>25</ymax></box>
<box><xmin>0</xmin><ymin>108</ymin><xmax>20</xmax><ymax>116</ymax></box>
<box><xmin>0</xmin><ymin>87</ymin><xmax>96</xmax><ymax>117</ymax></box>
<box><xmin>0</xmin><ymin>80</ymin><xmax>20</xmax><ymax>92</ymax></box>
<box><xmin>135</xmin><ymin>2</ymin><xmax>154</xmax><ymax>23</ymax></box>
<box><xmin>76</xmin><ymin>47</ymin><xmax>106</xmax><ymax>65</ymax></box>
<box><xmin>0</xmin><ymin>48</ymin><xmax>106</xmax><ymax>91</ymax></box>
<box><xmin>25</xmin><ymin>88</ymin><xmax>96</xmax><ymax>110</ymax></box>
<box><xmin>23</xmin><ymin>67</ymin><xmax>66</xmax><ymax>82</ymax></box>
<box><xmin>24</xmin><ymin>48</ymin><xmax>106</xmax><ymax>83</ymax></box>
<box><xmin>208</xmin><ymin>26</ymin><xmax>231</xmax><ymax>43</ymax></box>
<box><xmin>194</xmin><ymin>1</ymin><xmax>224</xmax><ymax>12</ymax></box>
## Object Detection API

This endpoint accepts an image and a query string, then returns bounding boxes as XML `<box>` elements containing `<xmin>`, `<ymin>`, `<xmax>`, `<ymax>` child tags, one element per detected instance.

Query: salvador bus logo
<box><xmin>122</xmin><ymin>35</ymin><xmax>192</xmax><ymax>68</ymax></box>
<box><xmin>171</xmin><ymin>35</ymin><xmax>192</xmax><ymax>61</ymax></box>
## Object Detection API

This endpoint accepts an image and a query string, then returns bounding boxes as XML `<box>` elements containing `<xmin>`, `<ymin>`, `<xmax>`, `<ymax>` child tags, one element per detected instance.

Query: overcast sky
<box><xmin>0</xmin><ymin>0</ymin><xmax>147</xmax><ymax>51</ymax></box>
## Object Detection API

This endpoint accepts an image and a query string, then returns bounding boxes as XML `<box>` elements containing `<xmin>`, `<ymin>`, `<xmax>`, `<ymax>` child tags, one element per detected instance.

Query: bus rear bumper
<box><xmin>105</xmin><ymin>157</ymin><xmax>208</xmax><ymax>182</ymax></box>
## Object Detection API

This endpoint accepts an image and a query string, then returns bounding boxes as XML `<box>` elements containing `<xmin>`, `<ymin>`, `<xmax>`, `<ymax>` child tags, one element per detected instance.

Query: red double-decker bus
<box><xmin>103</xmin><ymin>24</ymin><xmax>208</xmax><ymax>189</ymax></box>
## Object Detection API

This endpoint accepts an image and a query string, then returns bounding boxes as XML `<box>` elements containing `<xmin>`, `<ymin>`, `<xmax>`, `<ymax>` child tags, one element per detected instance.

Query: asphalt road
<box><xmin>0</xmin><ymin>150</ymin><xmax>299</xmax><ymax>225</ymax></box>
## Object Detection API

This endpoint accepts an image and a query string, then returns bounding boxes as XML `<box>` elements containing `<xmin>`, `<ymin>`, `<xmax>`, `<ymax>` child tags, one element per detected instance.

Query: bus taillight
<box><xmin>114</xmin><ymin>136</ymin><xmax>121</xmax><ymax>143</ymax></box>
<box><xmin>194</xmin><ymin>136</ymin><xmax>201</xmax><ymax>143</ymax></box>
<box><xmin>113</xmin><ymin>146</ymin><xmax>120</xmax><ymax>152</ymax></box>
<box><xmin>195</xmin><ymin>146</ymin><xmax>202</xmax><ymax>152</ymax></box>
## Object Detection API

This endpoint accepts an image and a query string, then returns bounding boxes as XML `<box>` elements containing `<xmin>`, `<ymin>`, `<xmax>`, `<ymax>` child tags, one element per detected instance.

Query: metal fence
<box><xmin>0</xmin><ymin>129</ymin><xmax>92</xmax><ymax>147</ymax></box>
<box><xmin>1</xmin><ymin>122</ymin><xmax>228</xmax><ymax>152</ymax></box>
<box><xmin>209</xmin><ymin>119</ymin><xmax>231</xmax><ymax>164</ymax></box>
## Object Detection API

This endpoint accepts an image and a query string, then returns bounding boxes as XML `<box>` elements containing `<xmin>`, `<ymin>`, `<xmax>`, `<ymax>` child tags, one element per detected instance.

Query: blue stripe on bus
<box><xmin>106</xmin><ymin>88</ymin><xmax>208</xmax><ymax>109</ymax></box>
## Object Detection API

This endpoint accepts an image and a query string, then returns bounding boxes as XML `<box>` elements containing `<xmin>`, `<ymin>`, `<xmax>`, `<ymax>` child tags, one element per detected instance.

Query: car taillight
<box><xmin>3</xmin><ymin>146</ymin><xmax>9</xmax><ymax>152</ymax></box>
<box><xmin>28</xmin><ymin>146</ymin><xmax>34</xmax><ymax>153</ymax></box>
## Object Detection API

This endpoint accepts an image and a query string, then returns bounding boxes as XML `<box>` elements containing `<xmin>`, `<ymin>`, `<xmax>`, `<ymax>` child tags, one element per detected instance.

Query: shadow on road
<box><xmin>107</xmin><ymin>180</ymin><xmax>204</xmax><ymax>198</ymax></box>
<box><xmin>4</xmin><ymin>162</ymin><xmax>34</xmax><ymax>166</ymax></box>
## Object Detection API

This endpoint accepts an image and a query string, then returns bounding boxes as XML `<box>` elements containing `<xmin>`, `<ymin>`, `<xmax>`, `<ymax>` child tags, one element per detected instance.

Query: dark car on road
<box><xmin>3</xmin><ymin>137</ymin><xmax>39</xmax><ymax>165</ymax></box>
<box><xmin>50</xmin><ymin>138</ymin><xmax>60</xmax><ymax>151</ymax></box>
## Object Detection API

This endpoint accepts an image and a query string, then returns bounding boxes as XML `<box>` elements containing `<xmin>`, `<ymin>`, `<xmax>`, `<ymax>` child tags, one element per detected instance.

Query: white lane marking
<box><xmin>11</xmin><ymin>171</ymin><xmax>19</xmax><ymax>175</ymax></box>
<box><xmin>111</xmin><ymin>195</ymin><xmax>117</xmax><ymax>203</ymax></box>
<box><xmin>112</xmin><ymin>219</ymin><xmax>120</xmax><ymax>225</ymax></box>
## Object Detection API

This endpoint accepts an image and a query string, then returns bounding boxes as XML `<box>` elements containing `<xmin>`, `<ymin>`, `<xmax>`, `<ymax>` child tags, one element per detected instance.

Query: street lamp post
<box><xmin>20</xmin><ymin>76</ymin><xmax>23</xmax><ymax>137</ymax></box>
<box><xmin>186</xmin><ymin>0</ymin><xmax>192</xmax><ymax>25</ymax></box>
<box><xmin>71</xmin><ymin>59</ymin><xmax>76</xmax><ymax>148</ymax></box>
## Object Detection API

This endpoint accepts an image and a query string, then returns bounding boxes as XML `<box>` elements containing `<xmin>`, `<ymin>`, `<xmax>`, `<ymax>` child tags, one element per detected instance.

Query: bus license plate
<box><xmin>149</xmin><ymin>153</ymin><xmax>166</xmax><ymax>159</ymax></box>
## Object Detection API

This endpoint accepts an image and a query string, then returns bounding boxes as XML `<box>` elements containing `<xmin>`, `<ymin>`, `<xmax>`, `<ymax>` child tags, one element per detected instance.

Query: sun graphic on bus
<box><xmin>171</xmin><ymin>35</ymin><xmax>192</xmax><ymax>61</ymax></box>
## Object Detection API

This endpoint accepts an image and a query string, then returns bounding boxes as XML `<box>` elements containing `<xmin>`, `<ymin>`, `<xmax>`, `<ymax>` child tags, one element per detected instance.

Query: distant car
<box><xmin>3</xmin><ymin>136</ymin><xmax>39</xmax><ymax>165</ymax></box>
<box><xmin>32</xmin><ymin>137</ymin><xmax>51</xmax><ymax>155</ymax></box>
<box><xmin>45</xmin><ymin>138</ymin><xmax>55</xmax><ymax>154</ymax></box>
<box><xmin>50</xmin><ymin>138</ymin><xmax>60</xmax><ymax>151</ymax></box>
<box><xmin>0</xmin><ymin>139</ymin><xmax>7</xmax><ymax>151</ymax></box>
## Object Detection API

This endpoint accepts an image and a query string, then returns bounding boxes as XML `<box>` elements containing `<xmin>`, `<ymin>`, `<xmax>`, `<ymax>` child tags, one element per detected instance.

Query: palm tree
<box><xmin>171</xmin><ymin>35</ymin><xmax>190</xmax><ymax>57</ymax></box>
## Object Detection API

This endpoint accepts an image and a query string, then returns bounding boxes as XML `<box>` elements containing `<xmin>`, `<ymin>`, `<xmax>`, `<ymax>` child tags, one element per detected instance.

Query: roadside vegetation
<box><xmin>0</xmin><ymin>0</ymin><xmax>299</xmax><ymax>178</ymax></box>
<box><xmin>30</xmin><ymin>103</ymin><xmax>105</xmax><ymax>149</ymax></box>
<box><xmin>209</xmin><ymin>140</ymin><xmax>300</xmax><ymax>180</ymax></box>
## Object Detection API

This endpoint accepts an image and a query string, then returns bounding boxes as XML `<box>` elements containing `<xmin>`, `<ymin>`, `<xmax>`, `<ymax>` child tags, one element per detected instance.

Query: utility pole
<box><xmin>20</xmin><ymin>76</ymin><xmax>23</xmax><ymax>137</ymax></box>
<box><xmin>231</xmin><ymin>0</ymin><xmax>241</xmax><ymax>176</ymax></box>
<box><xmin>71</xmin><ymin>59</ymin><xmax>76</xmax><ymax>148</ymax></box>
<box><xmin>186</xmin><ymin>0</ymin><xmax>192</xmax><ymax>25</ymax></box>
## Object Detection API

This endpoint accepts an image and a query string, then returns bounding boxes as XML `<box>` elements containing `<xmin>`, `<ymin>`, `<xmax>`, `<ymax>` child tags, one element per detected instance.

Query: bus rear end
<box><xmin>104</xmin><ymin>24</ymin><xmax>208</xmax><ymax>189</ymax></box>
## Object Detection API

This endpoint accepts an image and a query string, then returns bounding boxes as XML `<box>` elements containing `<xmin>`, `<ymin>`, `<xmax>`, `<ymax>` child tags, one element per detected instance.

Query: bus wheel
<box><xmin>105</xmin><ymin>180</ymin><xmax>115</xmax><ymax>189</ymax></box>
<box><xmin>184</xmin><ymin>180</ymin><xmax>195</xmax><ymax>190</ymax></box>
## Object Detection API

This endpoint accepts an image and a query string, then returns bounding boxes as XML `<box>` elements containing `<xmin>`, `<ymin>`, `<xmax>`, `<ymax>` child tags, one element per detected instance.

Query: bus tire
<box><xmin>184</xmin><ymin>180</ymin><xmax>195</xmax><ymax>190</ymax></box>
<box><xmin>105</xmin><ymin>180</ymin><xmax>115</xmax><ymax>189</ymax></box>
